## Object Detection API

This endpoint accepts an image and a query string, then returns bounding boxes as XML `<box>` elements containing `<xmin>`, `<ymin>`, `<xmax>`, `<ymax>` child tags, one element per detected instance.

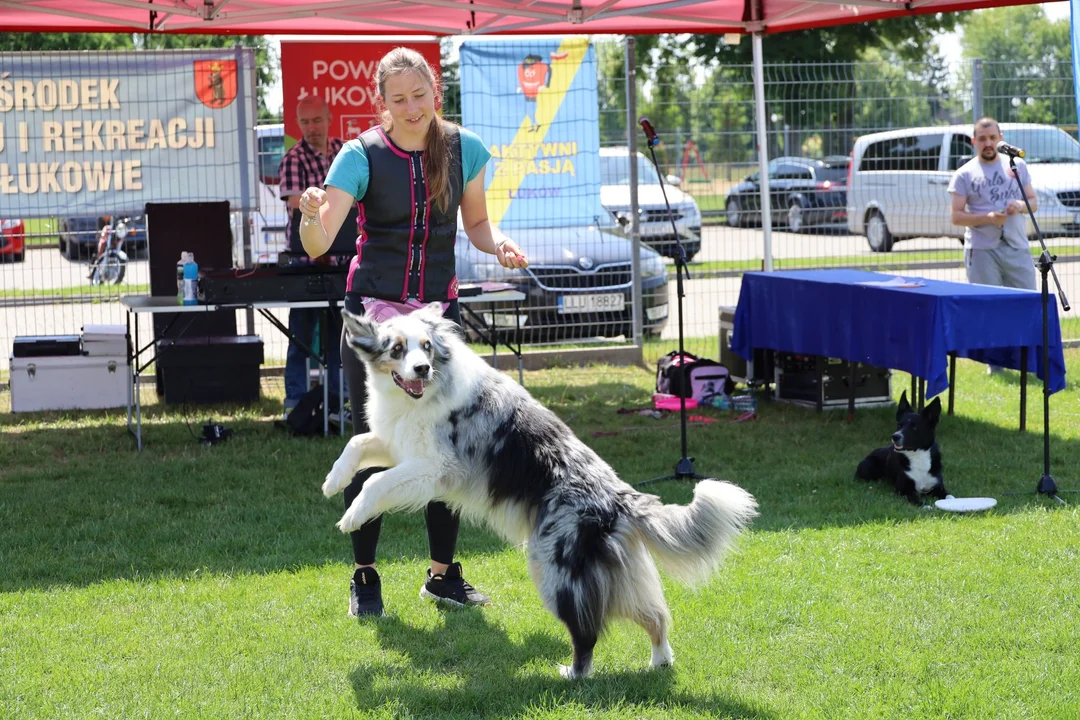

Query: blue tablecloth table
<box><xmin>731</xmin><ymin>269</ymin><xmax>1066</xmax><ymax>423</ymax></box>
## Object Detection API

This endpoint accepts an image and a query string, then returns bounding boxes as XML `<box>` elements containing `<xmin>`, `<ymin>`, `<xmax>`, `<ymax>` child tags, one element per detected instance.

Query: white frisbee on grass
<box><xmin>934</xmin><ymin>495</ymin><xmax>998</xmax><ymax>513</ymax></box>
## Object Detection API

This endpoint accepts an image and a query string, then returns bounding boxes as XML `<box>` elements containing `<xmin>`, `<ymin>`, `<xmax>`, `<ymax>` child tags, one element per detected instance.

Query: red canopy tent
<box><xmin>0</xmin><ymin>0</ymin><xmax>1055</xmax><ymax>36</ymax></box>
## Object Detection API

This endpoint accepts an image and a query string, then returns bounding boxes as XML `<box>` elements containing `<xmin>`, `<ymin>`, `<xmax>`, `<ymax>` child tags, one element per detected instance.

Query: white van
<box><xmin>847</xmin><ymin>123</ymin><xmax>1080</xmax><ymax>252</ymax></box>
<box><xmin>232</xmin><ymin>123</ymin><xmax>289</xmax><ymax>265</ymax></box>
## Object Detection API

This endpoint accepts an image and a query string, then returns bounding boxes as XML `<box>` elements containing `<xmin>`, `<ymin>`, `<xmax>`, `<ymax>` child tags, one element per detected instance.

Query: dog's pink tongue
<box><xmin>402</xmin><ymin>378</ymin><xmax>424</xmax><ymax>395</ymax></box>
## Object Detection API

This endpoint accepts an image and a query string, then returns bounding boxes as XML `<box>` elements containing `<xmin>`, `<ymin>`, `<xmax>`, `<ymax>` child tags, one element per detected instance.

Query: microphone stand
<box><xmin>636</xmin><ymin>123</ymin><xmax>705</xmax><ymax>488</ymax></box>
<box><xmin>1001</xmin><ymin>152</ymin><xmax>1072</xmax><ymax>505</ymax></box>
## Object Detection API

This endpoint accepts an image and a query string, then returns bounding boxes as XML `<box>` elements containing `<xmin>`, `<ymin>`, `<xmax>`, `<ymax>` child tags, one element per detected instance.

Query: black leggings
<box><xmin>339</xmin><ymin>295</ymin><xmax>461</xmax><ymax>566</ymax></box>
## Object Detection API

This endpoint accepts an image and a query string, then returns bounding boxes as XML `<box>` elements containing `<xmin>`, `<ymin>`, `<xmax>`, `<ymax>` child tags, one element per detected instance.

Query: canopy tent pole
<box><xmin>626</xmin><ymin>35</ymin><xmax>643</xmax><ymax>346</ymax></box>
<box><xmin>752</xmin><ymin>31</ymin><xmax>774</xmax><ymax>272</ymax></box>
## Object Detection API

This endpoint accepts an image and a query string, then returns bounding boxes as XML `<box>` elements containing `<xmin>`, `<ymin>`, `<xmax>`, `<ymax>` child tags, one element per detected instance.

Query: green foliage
<box><xmin>0</xmin><ymin>32</ymin><xmax>133</xmax><ymax>52</ymax></box>
<box><xmin>960</xmin><ymin>6</ymin><xmax>1072</xmax><ymax>65</ymax></box>
<box><xmin>687</xmin><ymin>16</ymin><xmax>960</xmax><ymax>65</ymax></box>
<box><xmin>440</xmin><ymin>37</ymin><xmax>462</xmax><ymax>123</ymax></box>
<box><xmin>602</xmin><ymin>16</ymin><xmax>960</xmax><ymax>164</ymax></box>
<box><xmin>958</xmin><ymin>6</ymin><xmax>1075</xmax><ymax>127</ymax></box>
<box><xmin>596</xmin><ymin>40</ymin><xmax>631</xmax><ymax>146</ymax></box>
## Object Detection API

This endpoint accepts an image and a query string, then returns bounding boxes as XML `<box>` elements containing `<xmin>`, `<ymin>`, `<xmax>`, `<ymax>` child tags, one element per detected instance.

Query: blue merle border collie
<box><xmin>856</xmin><ymin>391</ymin><xmax>947</xmax><ymax>505</ymax></box>
<box><xmin>321</xmin><ymin>303</ymin><xmax>758</xmax><ymax>679</ymax></box>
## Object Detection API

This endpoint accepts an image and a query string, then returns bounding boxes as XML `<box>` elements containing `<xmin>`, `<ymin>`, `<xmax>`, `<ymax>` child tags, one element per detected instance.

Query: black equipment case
<box><xmin>156</xmin><ymin>335</ymin><xmax>264</xmax><ymax>405</ymax></box>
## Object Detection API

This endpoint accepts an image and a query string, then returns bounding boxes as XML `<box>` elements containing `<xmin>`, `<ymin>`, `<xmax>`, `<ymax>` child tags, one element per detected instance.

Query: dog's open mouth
<box><xmin>392</xmin><ymin>371</ymin><xmax>425</xmax><ymax>399</ymax></box>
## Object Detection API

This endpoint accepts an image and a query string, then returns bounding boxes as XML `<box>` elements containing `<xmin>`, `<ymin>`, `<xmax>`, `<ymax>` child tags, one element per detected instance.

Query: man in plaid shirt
<box><xmin>278</xmin><ymin>95</ymin><xmax>355</xmax><ymax>418</ymax></box>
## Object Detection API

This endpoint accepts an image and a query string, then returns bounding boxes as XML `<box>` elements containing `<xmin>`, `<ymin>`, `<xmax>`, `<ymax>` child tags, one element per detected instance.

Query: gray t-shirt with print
<box><xmin>947</xmin><ymin>155</ymin><xmax>1031</xmax><ymax>250</ymax></box>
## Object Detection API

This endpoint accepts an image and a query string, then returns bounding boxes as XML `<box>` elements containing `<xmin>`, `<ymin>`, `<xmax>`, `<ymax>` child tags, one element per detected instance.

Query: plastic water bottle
<box><xmin>182</xmin><ymin>253</ymin><xmax>198</xmax><ymax>305</ymax></box>
<box><xmin>176</xmin><ymin>252</ymin><xmax>190</xmax><ymax>304</ymax></box>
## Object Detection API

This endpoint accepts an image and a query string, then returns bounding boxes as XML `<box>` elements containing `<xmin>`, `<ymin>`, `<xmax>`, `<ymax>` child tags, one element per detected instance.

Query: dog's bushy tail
<box><xmin>630</xmin><ymin>479</ymin><xmax>758</xmax><ymax>586</ymax></box>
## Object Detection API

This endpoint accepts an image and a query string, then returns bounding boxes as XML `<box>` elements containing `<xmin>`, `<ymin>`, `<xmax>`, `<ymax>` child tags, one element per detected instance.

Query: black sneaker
<box><xmin>349</xmin><ymin>567</ymin><xmax>384</xmax><ymax>617</ymax></box>
<box><xmin>420</xmin><ymin>562</ymin><xmax>491</xmax><ymax>608</ymax></box>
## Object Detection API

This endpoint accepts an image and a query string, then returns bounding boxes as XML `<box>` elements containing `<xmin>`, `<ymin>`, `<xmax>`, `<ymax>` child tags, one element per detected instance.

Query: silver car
<box><xmin>455</xmin><ymin>221</ymin><xmax>671</xmax><ymax>342</ymax></box>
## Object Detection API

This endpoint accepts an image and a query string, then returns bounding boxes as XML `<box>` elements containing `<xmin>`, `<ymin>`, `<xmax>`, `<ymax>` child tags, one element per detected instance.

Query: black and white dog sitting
<box><xmin>322</xmin><ymin>304</ymin><xmax>758</xmax><ymax>679</ymax></box>
<box><xmin>855</xmin><ymin>391</ymin><xmax>947</xmax><ymax>505</ymax></box>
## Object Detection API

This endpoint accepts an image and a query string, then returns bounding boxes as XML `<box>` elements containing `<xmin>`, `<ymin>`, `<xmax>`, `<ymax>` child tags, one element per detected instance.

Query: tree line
<box><xmin>2</xmin><ymin>6</ymin><xmax>1073</xmax><ymax>162</ymax></box>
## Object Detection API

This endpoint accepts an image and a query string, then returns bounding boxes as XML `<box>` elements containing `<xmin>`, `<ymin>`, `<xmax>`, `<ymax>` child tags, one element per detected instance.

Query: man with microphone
<box><xmin>948</xmin><ymin>116</ymin><xmax>1038</xmax><ymax>292</ymax></box>
<box><xmin>947</xmin><ymin>116</ymin><xmax>1038</xmax><ymax>373</ymax></box>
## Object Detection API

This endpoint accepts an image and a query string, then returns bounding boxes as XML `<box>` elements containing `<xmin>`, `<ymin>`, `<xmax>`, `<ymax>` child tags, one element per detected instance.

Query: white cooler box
<box><xmin>10</xmin><ymin>353</ymin><xmax>129</xmax><ymax>412</ymax></box>
<box><xmin>82</xmin><ymin>324</ymin><xmax>129</xmax><ymax>357</ymax></box>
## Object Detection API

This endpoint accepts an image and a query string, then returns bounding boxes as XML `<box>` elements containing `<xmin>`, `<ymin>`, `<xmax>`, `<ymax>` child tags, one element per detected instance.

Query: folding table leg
<box><xmin>1019</xmin><ymin>347</ymin><xmax>1028</xmax><ymax>432</ymax></box>
<box><xmin>847</xmin><ymin>361</ymin><xmax>856</xmax><ymax>423</ymax></box>
<box><xmin>815</xmin><ymin>355</ymin><xmax>823</xmax><ymax>414</ymax></box>
<box><xmin>515</xmin><ymin>301</ymin><xmax>523</xmax><ymax>386</ymax></box>
<box><xmin>947</xmin><ymin>352</ymin><xmax>956</xmax><ymax>416</ymax></box>
<box><xmin>135</xmin><ymin>313</ymin><xmax>143</xmax><ymax>451</ymax></box>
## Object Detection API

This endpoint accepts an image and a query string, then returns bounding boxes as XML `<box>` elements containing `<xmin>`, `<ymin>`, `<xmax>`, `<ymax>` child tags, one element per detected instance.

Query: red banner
<box><xmin>280</xmin><ymin>41</ymin><xmax>441</xmax><ymax>147</ymax></box>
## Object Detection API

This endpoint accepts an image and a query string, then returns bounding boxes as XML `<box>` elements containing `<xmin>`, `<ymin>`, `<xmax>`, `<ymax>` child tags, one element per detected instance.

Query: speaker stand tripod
<box><xmin>999</xmin><ymin>152</ymin><xmax>1073</xmax><ymax>504</ymax></box>
<box><xmin>635</xmin><ymin>127</ymin><xmax>705</xmax><ymax>488</ymax></box>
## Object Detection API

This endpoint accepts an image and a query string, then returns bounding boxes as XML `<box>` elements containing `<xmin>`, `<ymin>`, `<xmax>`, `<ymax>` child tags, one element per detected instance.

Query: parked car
<box><xmin>231</xmin><ymin>123</ymin><xmax>290</xmax><ymax>266</ymax></box>
<box><xmin>455</xmin><ymin>221</ymin><xmax>670</xmax><ymax>342</ymax></box>
<box><xmin>1</xmin><ymin>218</ymin><xmax>26</xmax><ymax>263</ymax></box>
<box><xmin>600</xmin><ymin>147</ymin><xmax>702</xmax><ymax>262</ymax></box>
<box><xmin>724</xmin><ymin>156</ymin><xmax>849</xmax><ymax>232</ymax></box>
<box><xmin>58</xmin><ymin>214</ymin><xmax>146</xmax><ymax>260</ymax></box>
<box><xmin>847</xmin><ymin>123</ymin><xmax>1080</xmax><ymax>252</ymax></box>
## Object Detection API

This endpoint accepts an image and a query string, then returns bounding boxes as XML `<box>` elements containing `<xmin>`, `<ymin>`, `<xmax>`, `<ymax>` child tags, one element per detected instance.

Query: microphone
<box><xmin>638</xmin><ymin>116</ymin><xmax>660</xmax><ymax>147</ymax></box>
<box><xmin>996</xmin><ymin>140</ymin><xmax>1026</xmax><ymax>159</ymax></box>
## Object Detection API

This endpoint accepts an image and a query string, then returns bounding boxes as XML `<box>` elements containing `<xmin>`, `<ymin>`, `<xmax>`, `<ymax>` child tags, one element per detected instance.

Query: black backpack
<box><xmin>656</xmin><ymin>350</ymin><xmax>735</xmax><ymax>400</ymax></box>
<box><xmin>656</xmin><ymin>350</ymin><xmax>698</xmax><ymax>396</ymax></box>
<box><xmin>278</xmin><ymin>385</ymin><xmax>327</xmax><ymax>437</ymax></box>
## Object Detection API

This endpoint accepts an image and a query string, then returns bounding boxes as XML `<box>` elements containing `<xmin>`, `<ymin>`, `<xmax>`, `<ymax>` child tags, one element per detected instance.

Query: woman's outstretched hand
<box><xmin>299</xmin><ymin>187</ymin><xmax>327</xmax><ymax>221</ymax></box>
<box><xmin>496</xmin><ymin>237</ymin><xmax>529</xmax><ymax>269</ymax></box>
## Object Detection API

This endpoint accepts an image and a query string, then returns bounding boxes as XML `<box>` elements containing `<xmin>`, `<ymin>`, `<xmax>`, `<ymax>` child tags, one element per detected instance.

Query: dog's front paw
<box><xmin>650</xmin><ymin>643</ymin><xmax>674</xmax><ymax>668</ymax></box>
<box><xmin>558</xmin><ymin>664</ymin><xmax>593</xmax><ymax>680</ymax></box>
<box><xmin>336</xmin><ymin>502</ymin><xmax>373</xmax><ymax>534</ymax></box>
<box><xmin>322</xmin><ymin>464</ymin><xmax>354</xmax><ymax>498</ymax></box>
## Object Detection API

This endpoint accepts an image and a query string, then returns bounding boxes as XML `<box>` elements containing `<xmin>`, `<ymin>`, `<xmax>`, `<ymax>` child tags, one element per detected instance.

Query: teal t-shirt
<box><xmin>324</xmin><ymin>125</ymin><xmax>491</xmax><ymax>201</ymax></box>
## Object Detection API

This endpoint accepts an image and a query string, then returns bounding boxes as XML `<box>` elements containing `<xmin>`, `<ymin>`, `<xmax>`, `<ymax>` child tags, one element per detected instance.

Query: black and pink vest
<box><xmin>346</xmin><ymin>125</ymin><xmax>463</xmax><ymax>302</ymax></box>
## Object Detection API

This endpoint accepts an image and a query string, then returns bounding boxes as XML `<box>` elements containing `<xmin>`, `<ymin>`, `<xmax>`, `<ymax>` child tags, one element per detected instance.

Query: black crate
<box><xmin>156</xmin><ymin>335</ymin><xmax>263</xmax><ymax>405</ymax></box>
<box><xmin>13</xmin><ymin>335</ymin><xmax>83</xmax><ymax>358</ymax></box>
<box><xmin>775</xmin><ymin>352</ymin><xmax>891</xmax><ymax>410</ymax></box>
<box><xmin>718</xmin><ymin>306</ymin><xmax>774</xmax><ymax>385</ymax></box>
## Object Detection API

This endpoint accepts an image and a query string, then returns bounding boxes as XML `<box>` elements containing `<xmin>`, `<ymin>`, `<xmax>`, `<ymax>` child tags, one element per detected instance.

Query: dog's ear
<box><xmin>341</xmin><ymin>309</ymin><xmax>383</xmax><ymax>358</ymax></box>
<box><xmin>415</xmin><ymin>302</ymin><xmax>446</xmax><ymax>323</ymax></box>
<box><xmin>896</xmin><ymin>390</ymin><xmax>911</xmax><ymax>420</ymax></box>
<box><xmin>923</xmin><ymin>396</ymin><xmax>942</xmax><ymax>427</ymax></box>
<box><xmin>414</xmin><ymin>302</ymin><xmax>465</xmax><ymax>345</ymax></box>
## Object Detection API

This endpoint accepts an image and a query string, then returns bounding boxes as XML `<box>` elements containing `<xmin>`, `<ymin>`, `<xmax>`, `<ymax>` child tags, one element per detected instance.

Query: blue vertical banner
<box><xmin>1072</xmin><ymin>0</ymin><xmax>1080</xmax><ymax>130</ymax></box>
<box><xmin>460</xmin><ymin>38</ymin><xmax>602</xmax><ymax>229</ymax></box>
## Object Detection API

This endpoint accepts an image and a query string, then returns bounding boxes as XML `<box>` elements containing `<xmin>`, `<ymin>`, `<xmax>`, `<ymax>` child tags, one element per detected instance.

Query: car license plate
<box><xmin>646</xmin><ymin>303</ymin><xmax>669</xmax><ymax>321</ymax></box>
<box><xmin>558</xmin><ymin>293</ymin><xmax>625</xmax><ymax>314</ymax></box>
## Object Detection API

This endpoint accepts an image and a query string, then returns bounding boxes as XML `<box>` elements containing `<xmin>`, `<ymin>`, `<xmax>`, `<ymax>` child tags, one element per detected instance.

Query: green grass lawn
<box><xmin>3</xmin><ymin>356</ymin><xmax>1080</xmax><ymax>718</ymax></box>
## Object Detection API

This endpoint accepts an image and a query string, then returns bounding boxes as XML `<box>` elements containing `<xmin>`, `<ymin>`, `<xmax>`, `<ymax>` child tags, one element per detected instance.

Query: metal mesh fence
<box><xmin>588</xmin><ymin>46</ymin><xmax>1078</xmax><ymax>361</ymax></box>
<box><xmin>1</xmin><ymin>42</ymin><xmax>1077</xmax><ymax>383</ymax></box>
